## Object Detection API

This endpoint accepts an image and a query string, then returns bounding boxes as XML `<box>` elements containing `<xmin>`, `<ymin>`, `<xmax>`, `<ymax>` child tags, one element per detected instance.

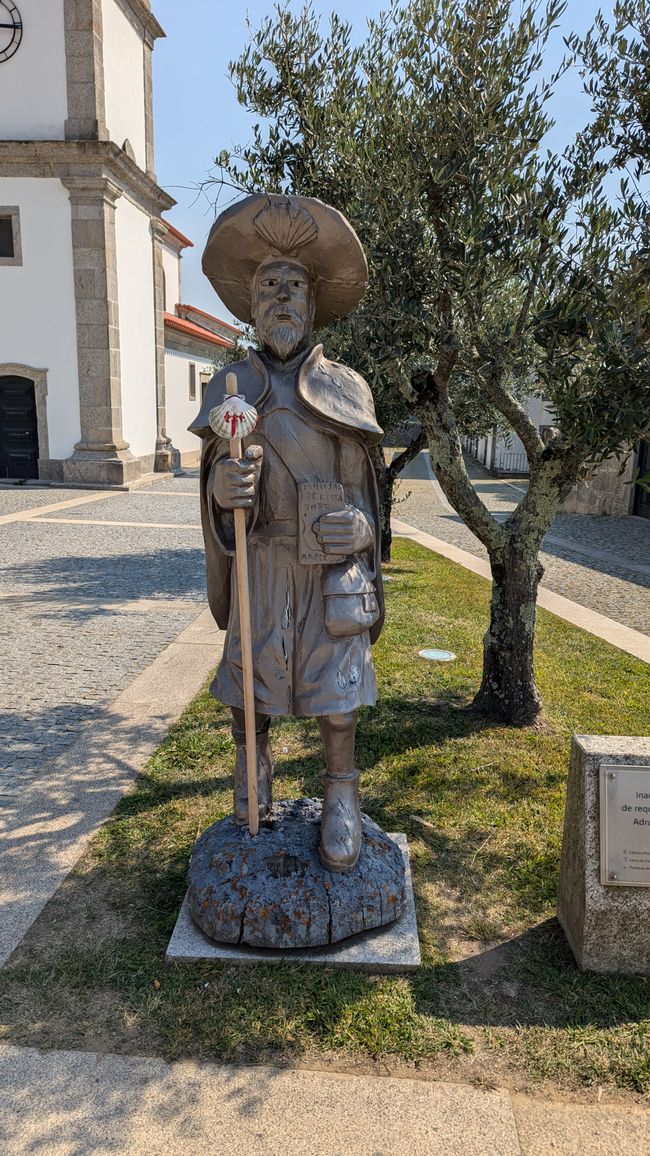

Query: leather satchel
<box><xmin>323</xmin><ymin>561</ymin><xmax>380</xmax><ymax>638</ymax></box>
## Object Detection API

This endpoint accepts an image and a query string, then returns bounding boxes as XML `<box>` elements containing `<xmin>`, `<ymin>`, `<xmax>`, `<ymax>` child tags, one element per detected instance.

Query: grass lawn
<box><xmin>1</xmin><ymin>539</ymin><xmax>649</xmax><ymax>1100</ymax></box>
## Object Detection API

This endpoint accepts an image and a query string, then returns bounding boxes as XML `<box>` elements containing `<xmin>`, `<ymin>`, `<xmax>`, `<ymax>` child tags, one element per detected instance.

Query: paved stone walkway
<box><xmin>1</xmin><ymin>1044</ymin><xmax>648</xmax><ymax>1155</ymax></box>
<box><xmin>0</xmin><ymin>473</ymin><xmax>205</xmax><ymax>803</ymax></box>
<box><xmin>395</xmin><ymin>454</ymin><xmax>650</xmax><ymax>635</ymax></box>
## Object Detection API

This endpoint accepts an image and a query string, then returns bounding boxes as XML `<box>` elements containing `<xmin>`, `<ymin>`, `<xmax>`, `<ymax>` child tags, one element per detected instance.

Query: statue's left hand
<box><xmin>314</xmin><ymin>507</ymin><xmax>374</xmax><ymax>554</ymax></box>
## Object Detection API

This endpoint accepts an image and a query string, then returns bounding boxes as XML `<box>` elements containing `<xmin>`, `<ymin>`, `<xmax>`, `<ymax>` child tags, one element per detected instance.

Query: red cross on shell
<box><xmin>208</xmin><ymin>393</ymin><xmax>259</xmax><ymax>440</ymax></box>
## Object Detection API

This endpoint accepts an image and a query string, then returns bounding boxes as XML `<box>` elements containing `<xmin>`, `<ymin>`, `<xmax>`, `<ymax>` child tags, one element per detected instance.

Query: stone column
<box><xmin>62</xmin><ymin>176</ymin><xmax>141</xmax><ymax>487</ymax></box>
<box><xmin>63</xmin><ymin>0</ymin><xmax>109</xmax><ymax>142</ymax></box>
<box><xmin>151</xmin><ymin>218</ymin><xmax>176</xmax><ymax>472</ymax></box>
<box><xmin>143</xmin><ymin>35</ymin><xmax>156</xmax><ymax>180</ymax></box>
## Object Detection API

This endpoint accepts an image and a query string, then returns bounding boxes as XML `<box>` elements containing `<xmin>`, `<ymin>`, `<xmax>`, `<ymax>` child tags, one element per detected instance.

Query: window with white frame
<box><xmin>188</xmin><ymin>362</ymin><xmax>196</xmax><ymax>401</ymax></box>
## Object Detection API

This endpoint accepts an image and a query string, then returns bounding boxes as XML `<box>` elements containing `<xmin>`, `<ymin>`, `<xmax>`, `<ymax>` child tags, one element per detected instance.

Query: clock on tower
<box><xmin>0</xmin><ymin>1</ymin><xmax>22</xmax><ymax>63</ymax></box>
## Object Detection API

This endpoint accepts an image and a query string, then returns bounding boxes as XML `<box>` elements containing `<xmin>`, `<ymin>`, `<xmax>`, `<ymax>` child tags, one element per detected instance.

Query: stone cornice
<box><xmin>0</xmin><ymin>140</ymin><xmax>175</xmax><ymax>216</ymax></box>
<box><xmin>116</xmin><ymin>0</ymin><xmax>165</xmax><ymax>44</ymax></box>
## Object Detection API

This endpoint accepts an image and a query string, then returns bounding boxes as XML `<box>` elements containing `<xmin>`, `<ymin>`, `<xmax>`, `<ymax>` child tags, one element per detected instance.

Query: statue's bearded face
<box><xmin>252</xmin><ymin>259</ymin><xmax>315</xmax><ymax>361</ymax></box>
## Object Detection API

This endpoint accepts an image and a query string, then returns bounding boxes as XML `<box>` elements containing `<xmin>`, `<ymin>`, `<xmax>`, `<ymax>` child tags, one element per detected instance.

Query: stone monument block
<box><xmin>557</xmin><ymin>734</ymin><xmax>650</xmax><ymax>974</ymax></box>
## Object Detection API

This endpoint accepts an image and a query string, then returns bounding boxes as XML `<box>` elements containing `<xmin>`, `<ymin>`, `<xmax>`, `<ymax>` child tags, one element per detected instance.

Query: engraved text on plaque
<box><xmin>600</xmin><ymin>763</ymin><xmax>650</xmax><ymax>886</ymax></box>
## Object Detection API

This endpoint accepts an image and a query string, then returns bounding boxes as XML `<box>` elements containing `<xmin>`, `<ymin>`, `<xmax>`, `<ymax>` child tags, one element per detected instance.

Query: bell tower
<box><xmin>0</xmin><ymin>1</ymin><xmax>175</xmax><ymax>486</ymax></box>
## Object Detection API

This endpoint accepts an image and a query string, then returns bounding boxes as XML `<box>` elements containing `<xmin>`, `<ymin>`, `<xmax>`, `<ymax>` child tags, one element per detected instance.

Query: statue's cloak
<box><xmin>189</xmin><ymin>344</ymin><xmax>385</xmax><ymax>648</ymax></box>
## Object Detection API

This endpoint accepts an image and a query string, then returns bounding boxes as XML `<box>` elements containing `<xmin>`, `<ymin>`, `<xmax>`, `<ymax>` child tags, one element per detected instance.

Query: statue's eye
<box><xmin>292</xmin><ymin>281</ymin><xmax>302</xmax><ymax>288</ymax></box>
<box><xmin>266</xmin><ymin>279</ymin><xmax>276</xmax><ymax>286</ymax></box>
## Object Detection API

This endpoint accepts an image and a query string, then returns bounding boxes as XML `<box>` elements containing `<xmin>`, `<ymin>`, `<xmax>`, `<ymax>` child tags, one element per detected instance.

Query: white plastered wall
<box><xmin>101</xmin><ymin>0</ymin><xmax>147</xmax><ymax>168</ymax></box>
<box><xmin>165</xmin><ymin>348</ymin><xmax>210</xmax><ymax>458</ymax></box>
<box><xmin>115</xmin><ymin>196</ymin><xmax>157</xmax><ymax>459</ymax></box>
<box><xmin>0</xmin><ymin>178</ymin><xmax>80</xmax><ymax>458</ymax></box>
<box><xmin>0</xmin><ymin>0</ymin><xmax>67</xmax><ymax>139</ymax></box>
<box><xmin>497</xmin><ymin>395</ymin><xmax>556</xmax><ymax>456</ymax></box>
<box><xmin>162</xmin><ymin>244</ymin><xmax>181</xmax><ymax>312</ymax></box>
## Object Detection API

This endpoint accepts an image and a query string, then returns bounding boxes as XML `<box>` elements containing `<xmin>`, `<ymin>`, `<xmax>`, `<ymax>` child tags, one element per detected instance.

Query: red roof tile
<box><xmin>177</xmin><ymin>303</ymin><xmax>240</xmax><ymax>334</ymax></box>
<box><xmin>162</xmin><ymin>221</ymin><xmax>194</xmax><ymax>249</ymax></box>
<box><xmin>164</xmin><ymin>312</ymin><xmax>233</xmax><ymax>349</ymax></box>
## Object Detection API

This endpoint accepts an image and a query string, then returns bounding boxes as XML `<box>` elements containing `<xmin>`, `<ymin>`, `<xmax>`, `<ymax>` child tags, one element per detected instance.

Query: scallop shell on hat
<box><xmin>208</xmin><ymin>394</ymin><xmax>259</xmax><ymax>440</ymax></box>
<box><xmin>252</xmin><ymin>198</ymin><xmax>319</xmax><ymax>255</ymax></box>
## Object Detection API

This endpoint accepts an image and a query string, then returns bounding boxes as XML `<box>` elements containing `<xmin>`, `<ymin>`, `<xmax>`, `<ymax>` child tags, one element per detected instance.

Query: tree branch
<box><xmin>508</xmin><ymin>439</ymin><xmax>584</xmax><ymax>544</ymax></box>
<box><xmin>478</xmin><ymin>363</ymin><xmax>545</xmax><ymax>467</ymax></box>
<box><xmin>386</xmin><ymin>427</ymin><xmax>427</xmax><ymax>482</ymax></box>
<box><xmin>411</xmin><ymin>370</ymin><xmax>507</xmax><ymax>558</ymax></box>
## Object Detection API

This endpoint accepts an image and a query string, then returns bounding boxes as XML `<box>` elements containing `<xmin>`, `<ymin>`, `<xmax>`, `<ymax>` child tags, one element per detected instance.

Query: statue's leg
<box><xmin>231</xmin><ymin>707</ymin><xmax>274</xmax><ymax>825</ymax></box>
<box><xmin>317</xmin><ymin>711</ymin><xmax>361</xmax><ymax>872</ymax></box>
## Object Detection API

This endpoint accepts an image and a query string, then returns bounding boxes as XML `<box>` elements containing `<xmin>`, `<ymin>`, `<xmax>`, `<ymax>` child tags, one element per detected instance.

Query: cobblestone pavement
<box><xmin>0</xmin><ymin>475</ymin><xmax>206</xmax><ymax>803</ymax></box>
<box><xmin>3</xmin><ymin>457</ymin><xmax>647</xmax><ymax>805</ymax></box>
<box><xmin>395</xmin><ymin>453</ymin><xmax>650</xmax><ymax>635</ymax></box>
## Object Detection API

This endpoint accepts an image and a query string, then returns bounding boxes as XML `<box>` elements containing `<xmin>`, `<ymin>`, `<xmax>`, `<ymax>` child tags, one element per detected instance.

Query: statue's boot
<box><xmin>317</xmin><ymin>712</ymin><xmax>362</xmax><ymax>873</ymax></box>
<box><xmin>231</xmin><ymin>709</ymin><xmax>274</xmax><ymax>826</ymax></box>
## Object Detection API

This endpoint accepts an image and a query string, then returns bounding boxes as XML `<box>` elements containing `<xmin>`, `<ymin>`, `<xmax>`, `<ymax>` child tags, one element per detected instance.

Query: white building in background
<box><xmin>463</xmin><ymin>390</ymin><xmax>648</xmax><ymax>517</ymax></box>
<box><xmin>0</xmin><ymin>0</ymin><xmax>234</xmax><ymax>485</ymax></box>
<box><xmin>161</xmin><ymin>223</ymin><xmax>238</xmax><ymax>467</ymax></box>
<box><xmin>464</xmin><ymin>393</ymin><xmax>556</xmax><ymax>477</ymax></box>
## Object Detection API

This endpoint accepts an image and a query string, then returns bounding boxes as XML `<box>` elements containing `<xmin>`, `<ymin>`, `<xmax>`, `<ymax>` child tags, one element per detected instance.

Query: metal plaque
<box><xmin>600</xmin><ymin>764</ymin><xmax>650</xmax><ymax>887</ymax></box>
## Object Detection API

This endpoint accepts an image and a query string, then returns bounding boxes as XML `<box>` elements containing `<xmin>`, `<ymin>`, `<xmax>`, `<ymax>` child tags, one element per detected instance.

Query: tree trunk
<box><xmin>369</xmin><ymin>443</ymin><xmax>392</xmax><ymax>561</ymax></box>
<box><xmin>473</xmin><ymin>542</ymin><xmax>544</xmax><ymax>725</ymax></box>
<box><xmin>370</xmin><ymin>430</ymin><xmax>425</xmax><ymax>562</ymax></box>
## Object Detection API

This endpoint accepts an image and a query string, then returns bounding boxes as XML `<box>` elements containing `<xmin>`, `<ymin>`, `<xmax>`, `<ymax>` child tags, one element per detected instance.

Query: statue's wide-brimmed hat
<box><xmin>202</xmin><ymin>193</ymin><xmax>368</xmax><ymax>328</ymax></box>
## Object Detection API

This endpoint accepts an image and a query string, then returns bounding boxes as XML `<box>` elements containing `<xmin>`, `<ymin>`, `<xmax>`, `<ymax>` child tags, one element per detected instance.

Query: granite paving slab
<box><xmin>0</xmin><ymin>1045</ymin><xmax>520</xmax><ymax>1155</ymax></box>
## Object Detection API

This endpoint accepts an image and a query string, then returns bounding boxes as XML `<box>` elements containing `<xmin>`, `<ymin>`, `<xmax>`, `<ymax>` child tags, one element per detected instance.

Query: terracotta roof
<box><xmin>162</xmin><ymin>221</ymin><xmax>194</xmax><ymax>249</ymax></box>
<box><xmin>177</xmin><ymin>303</ymin><xmax>240</xmax><ymax>334</ymax></box>
<box><xmin>164</xmin><ymin>312</ymin><xmax>233</xmax><ymax>349</ymax></box>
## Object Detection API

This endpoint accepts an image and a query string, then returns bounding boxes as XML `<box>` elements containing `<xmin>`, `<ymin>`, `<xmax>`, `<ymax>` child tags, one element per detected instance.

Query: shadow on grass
<box><xmin>2</xmin><ymin>684</ymin><xmax>648</xmax><ymax>1082</ymax></box>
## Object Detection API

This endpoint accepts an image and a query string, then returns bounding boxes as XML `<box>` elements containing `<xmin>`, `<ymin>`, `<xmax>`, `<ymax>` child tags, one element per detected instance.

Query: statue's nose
<box><xmin>276</xmin><ymin>283</ymin><xmax>290</xmax><ymax>301</ymax></box>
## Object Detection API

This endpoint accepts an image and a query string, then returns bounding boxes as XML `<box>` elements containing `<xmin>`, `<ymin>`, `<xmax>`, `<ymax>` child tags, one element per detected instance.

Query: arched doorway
<box><xmin>0</xmin><ymin>375</ymin><xmax>40</xmax><ymax>479</ymax></box>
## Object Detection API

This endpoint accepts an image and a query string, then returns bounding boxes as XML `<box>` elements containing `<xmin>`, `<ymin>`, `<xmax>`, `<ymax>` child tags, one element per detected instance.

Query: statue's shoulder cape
<box><xmin>188</xmin><ymin>344</ymin><xmax>383</xmax><ymax>445</ymax></box>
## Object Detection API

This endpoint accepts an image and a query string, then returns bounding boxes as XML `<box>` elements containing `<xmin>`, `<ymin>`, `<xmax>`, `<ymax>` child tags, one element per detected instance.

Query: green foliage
<box><xmin>210</xmin><ymin>0</ymin><xmax>649</xmax><ymax>722</ymax></box>
<box><xmin>216</xmin><ymin>0</ymin><xmax>649</xmax><ymax>465</ymax></box>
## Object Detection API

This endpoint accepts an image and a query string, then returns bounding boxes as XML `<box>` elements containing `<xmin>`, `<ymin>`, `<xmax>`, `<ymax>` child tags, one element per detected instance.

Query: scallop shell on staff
<box><xmin>208</xmin><ymin>394</ymin><xmax>259</xmax><ymax>439</ymax></box>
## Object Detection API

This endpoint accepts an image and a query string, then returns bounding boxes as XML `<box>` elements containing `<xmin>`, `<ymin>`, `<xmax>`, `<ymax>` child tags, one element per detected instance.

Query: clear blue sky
<box><xmin>152</xmin><ymin>1</ymin><xmax>614</xmax><ymax>319</ymax></box>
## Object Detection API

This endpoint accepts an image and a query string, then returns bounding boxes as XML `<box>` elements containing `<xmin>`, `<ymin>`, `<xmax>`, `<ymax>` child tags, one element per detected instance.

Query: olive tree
<box><xmin>214</xmin><ymin>0</ymin><xmax>649</xmax><ymax>724</ymax></box>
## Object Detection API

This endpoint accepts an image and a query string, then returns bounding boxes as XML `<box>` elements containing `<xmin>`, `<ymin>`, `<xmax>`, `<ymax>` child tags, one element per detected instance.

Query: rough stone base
<box><xmin>38</xmin><ymin>458</ymin><xmax>65</xmax><ymax>483</ymax></box>
<box><xmin>185</xmin><ymin>798</ymin><xmax>408</xmax><ymax>951</ymax></box>
<box><xmin>557</xmin><ymin>735</ymin><xmax>650</xmax><ymax>974</ymax></box>
<box><xmin>62</xmin><ymin>448</ymin><xmax>144</xmax><ymax>487</ymax></box>
<box><xmin>167</xmin><ymin>832</ymin><xmax>419</xmax><ymax>972</ymax></box>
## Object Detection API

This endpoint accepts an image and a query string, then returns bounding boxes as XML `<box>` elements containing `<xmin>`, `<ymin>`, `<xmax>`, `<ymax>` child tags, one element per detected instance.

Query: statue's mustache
<box><xmin>263</xmin><ymin>307</ymin><xmax>304</xmax><ymax>327</ymax></box>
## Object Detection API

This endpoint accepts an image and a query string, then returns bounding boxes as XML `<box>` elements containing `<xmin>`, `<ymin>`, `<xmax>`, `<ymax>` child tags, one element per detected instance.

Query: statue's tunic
<box><xmin>190</xmin><ymin>344</ymin><xmax>384</xmax><ymax>717</ymax></box>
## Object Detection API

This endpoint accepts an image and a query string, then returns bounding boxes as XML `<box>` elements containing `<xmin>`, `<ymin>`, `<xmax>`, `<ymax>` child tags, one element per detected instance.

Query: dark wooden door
<box><xmin>633</xmin><ymin>439</ymin><xmax>650</xmax><ymax>519</ymax></box>
<box><xmin>0</xmin><ymin>376</ymin><xmax>40</xmax><ymax>480</ymax></box>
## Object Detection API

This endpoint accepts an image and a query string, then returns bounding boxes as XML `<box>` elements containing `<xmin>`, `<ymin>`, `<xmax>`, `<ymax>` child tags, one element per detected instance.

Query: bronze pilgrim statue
<box><xmin>185</xmin><ymin>194</ymin><xmax>406</xmax><ymax>950</ymax></box>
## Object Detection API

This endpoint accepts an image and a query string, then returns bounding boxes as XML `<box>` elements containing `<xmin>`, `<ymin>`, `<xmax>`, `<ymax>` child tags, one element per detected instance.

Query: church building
<box><xmin>0</xmin><ymin>0</ymin><xmax>234</xmax><ymax>486</ymax></box>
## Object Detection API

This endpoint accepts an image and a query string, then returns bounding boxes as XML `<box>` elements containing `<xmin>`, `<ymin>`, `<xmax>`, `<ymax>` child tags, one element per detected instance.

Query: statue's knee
<box><xmin>320</xmin><ymin>711</ymin><xmax>356</xmax><ymax>735</ymax></box>
<box><xmin>231</xmin><ymin>707</ymin><xmax>271</xmax><ymax>740</ymax></box>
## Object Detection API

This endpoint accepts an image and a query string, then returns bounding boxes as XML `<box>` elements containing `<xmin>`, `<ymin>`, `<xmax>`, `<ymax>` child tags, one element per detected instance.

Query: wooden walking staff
<box><xmin>208</xmin><ymin>372</ymin><xmax>260</xmax><ymax>836</ymax></box>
